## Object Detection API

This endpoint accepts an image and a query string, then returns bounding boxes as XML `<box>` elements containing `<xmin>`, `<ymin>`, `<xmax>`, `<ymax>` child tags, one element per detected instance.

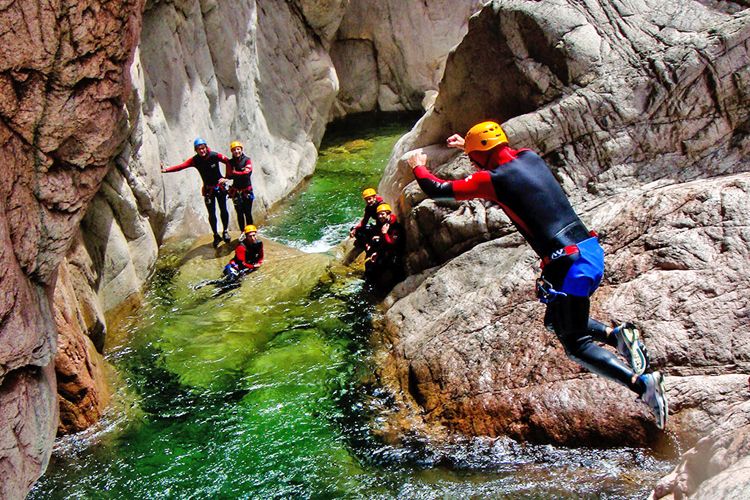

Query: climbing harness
<box><xmin>541</xmin><ymin>230</ymin><xmax>598</xmax><ymax>268</ymax></box>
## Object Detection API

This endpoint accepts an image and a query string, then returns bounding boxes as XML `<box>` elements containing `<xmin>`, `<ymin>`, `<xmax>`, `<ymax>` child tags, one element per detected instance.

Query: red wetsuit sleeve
<box><xmin>162</xmin><ymin>157</ymin><xmax>194</xmax><ymax>173</ymax></box>
<box><xmin>413</xmin><ymin>166</ymin><xmax>497</xmax><ymax>202</ymax></box>
<box><xmin>232</xmin><ymin>158</ymin><xmax>252</xmax><ymax>177</ymax></box>
<box><xmin>383</xmin><ymin>229</ymin><xmax>398</xmax><ymax>245</ymax></box>
<box><xmin>234</xmin><ymin>245</ymin><xmax>247</xmax><ymax>266</ymax></box>
<box><xmin>451</xmin><ymin>171</ymin><xmax>497</xmax><ymax>201</ymax></box>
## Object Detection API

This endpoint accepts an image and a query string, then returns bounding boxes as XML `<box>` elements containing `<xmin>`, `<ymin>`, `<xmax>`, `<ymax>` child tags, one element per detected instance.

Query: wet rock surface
<box><xmin>376</xmin><ymin>0</ymin><xmax>750</xmax><ymax>495</ymax></box>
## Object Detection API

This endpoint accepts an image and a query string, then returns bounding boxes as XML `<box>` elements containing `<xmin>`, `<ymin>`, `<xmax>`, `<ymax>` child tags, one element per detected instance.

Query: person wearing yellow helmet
<box><xmin>407</xmin><ymin>121</ymin><xmax>666</xmax><ymax>430</ymax></box>
<box><xmin>349</xmin><ymin>187</ymin><xmax>385</xmax><ymax>249</ymax></box>
<box><xmin>363</xmin><ymin>203</ymin><xmax>405</xmax><ymax>292</ymax></box>
<box><xmin>226</xmin><ymin>140</ymin><xmax>255</xmax><ymax>230</ymax></box>
<box><xmin>161</xmin><ymin>137</ymin><xmax>232</xmax><ymax>248</ymax></box>
<box><xmin>345</xmin><ymin>188</ymin><xmax>383</xmax><ymax>262</ymax></box>
<box><xmin>224</xmin><ymin>224</ymin><xmax>264</xmax><ymax>279</ymax></box>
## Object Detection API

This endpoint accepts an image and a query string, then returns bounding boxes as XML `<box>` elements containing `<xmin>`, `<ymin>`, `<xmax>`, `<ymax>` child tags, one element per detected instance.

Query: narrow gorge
<box><xmin>1</xmin><ymin>0</ymin><xmax>748</xmax><ymax>498</ymax></box>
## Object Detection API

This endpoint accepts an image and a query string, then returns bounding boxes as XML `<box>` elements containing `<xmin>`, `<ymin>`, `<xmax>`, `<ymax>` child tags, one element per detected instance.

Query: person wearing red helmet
<box><xmin>161</xmin><ymin>137</ymin><xmax>231</xmax><ymax>248</ymax></box>
<box><xmin>226</xmin><ymin>140</ymin><xmax>255</xmax><ymax>230</ymax></box>
<box><xmin>408</xmin><ymin>121</ymin><xmax>666</xmax><ymax>429</ymax></box>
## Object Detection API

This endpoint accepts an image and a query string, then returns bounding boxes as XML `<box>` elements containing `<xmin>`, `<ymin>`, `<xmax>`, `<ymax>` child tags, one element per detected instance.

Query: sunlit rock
<box><xmin>330</xmin><ymin>0</ymin><xmax>484</xmax><ymax>119</ymax></box>
<box><xmin>0</xmin><ymin>0</ymin><xmax>144</xmax><ymax>496</ymax></box>
<box><xmin>375</xmin><ymin>2</ymin><xmax>750</xmax><ymax>495</ymax></box>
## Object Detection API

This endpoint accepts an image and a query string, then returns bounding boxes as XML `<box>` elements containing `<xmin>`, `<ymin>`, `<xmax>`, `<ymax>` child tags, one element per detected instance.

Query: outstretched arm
<box><xmin>161</xmin><ymin>157</ymin><xmax>194</xmax><ymax>173</ymax></box>
<box><xmin>446</xmin><ymin>134</ymin><xmax>465</xmax><ymax>150</ymax></box>
<box><xmin>407</xmin><ymin>150</ymin><xmax>497</xmax><ymax>202</ymax></box>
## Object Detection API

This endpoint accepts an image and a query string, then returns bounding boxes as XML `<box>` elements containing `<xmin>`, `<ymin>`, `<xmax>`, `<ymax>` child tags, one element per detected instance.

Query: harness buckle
<box><xmin>536</xmin><ymin>277</ymin><xmax>567</xmax><ymax>304</ymax></box>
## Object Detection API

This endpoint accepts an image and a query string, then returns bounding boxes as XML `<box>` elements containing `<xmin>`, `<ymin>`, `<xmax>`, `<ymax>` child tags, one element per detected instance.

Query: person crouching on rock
<box><xmin>161</xmin><ymin>138</ymin><xmax>232</xmax><ymax>248</ymax></box>
<box><xmin>407</xmin><ymin>120</ymin><xmax>668</xmax><ymax>429</ymax></box>
<box><xmin>227</xmin><ymin>140</ymin><xmax>255</xmax><ymax>230</ymax></box>
<box><xmin>224</xmin><ymin>225</ymin><xmax>264</xmax><ymax>279</ymax></box>
<box><xmin>364</xmin><ymin>203</ymin><xmax>405</xmax><ymax>292</ymax></box>
<box><xmin>350</xmin><ymin>188</ymin><xmax>384</xmax><ymax>250</ymax></box>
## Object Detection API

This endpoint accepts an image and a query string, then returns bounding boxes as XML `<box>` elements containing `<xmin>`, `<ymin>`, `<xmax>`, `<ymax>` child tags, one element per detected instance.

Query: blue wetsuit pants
<box><xmin>541</xmin><ymin>238</ymin><xmax>642</xmax><ymax>395</ymax></box>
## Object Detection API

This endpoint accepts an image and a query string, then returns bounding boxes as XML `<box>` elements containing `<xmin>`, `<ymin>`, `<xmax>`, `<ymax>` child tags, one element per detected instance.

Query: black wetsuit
<box><xmin>413</xmin><ymin>146</ymin><xmax>643</xmax><ymax>395</ymax></box>
<box><xmin>227</xmin><ymin>153</ymin><xmax>254</xmax><ymax>229</ymax></box>
<box><xmin>365</xmin><ymin>213</ymin><xmax>405</xmax><ymax>291</ymax></box>
<box><xmin>230</xmin><ymin>239</ymin><xmax>264</xmax><ymax>269</ymax></box>
<box><xmin>164</xmin><ymin>150</ymin><xmax>230</xmax><ymax>236</ymax></box>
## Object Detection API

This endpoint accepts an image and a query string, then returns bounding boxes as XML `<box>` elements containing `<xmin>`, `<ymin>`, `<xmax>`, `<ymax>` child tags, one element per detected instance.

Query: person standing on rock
<box><xmin>161</xmin><ymin>138</ymin><xmax>232</xmax><ymax>248</ymax></box>
<box><xmin>407</xmin><ymin>121</ymin><xmax>668</xmax><ymax>429</ymax></box>
<box><xmin>226</xmin><ymin>140</ymin><xmax>255</xmax><ymax>231</ymax></box>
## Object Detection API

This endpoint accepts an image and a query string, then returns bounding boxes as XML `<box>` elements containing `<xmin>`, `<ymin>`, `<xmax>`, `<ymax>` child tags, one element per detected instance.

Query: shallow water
<box><xmin>31</xmin><ymin>113</ymin><xmax>674</xmax><ymax>499</ymax></box>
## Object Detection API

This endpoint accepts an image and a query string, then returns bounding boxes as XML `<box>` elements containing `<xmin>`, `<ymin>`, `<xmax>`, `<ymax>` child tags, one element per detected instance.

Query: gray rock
<box><xmin>330</xmin><ymin>0</ymin><xmax>484</xmax><ymax>118</ymax></box>
<box><xmin>375</xmin><ymin>0</ymin><xmax>750</xmax><ymax>493</ymax></box>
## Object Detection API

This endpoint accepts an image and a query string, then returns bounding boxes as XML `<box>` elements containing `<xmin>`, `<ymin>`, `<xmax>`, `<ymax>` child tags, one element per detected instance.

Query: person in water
<box><xmin>364</xmin><ymin>203</ymin><xmax>405</xmax><ymax>292</ymax></box>
<box><xmin>407</xmin><ymin>121</ymin><xmax>667</xmax><ymax>429</ymax></box>
<box><xmin>162</xmin><ymin>138</ymin><xmax>231</xmax><ymax>248</ymax></box>
<box><xmin>350</xmin><ymin>188</ymin><xmax>385</xmax><ymax>249</ymax></box>
<box><xmin>226</xmin><ymin>140</ymin><xmax>255</xmax><ymax>230</ymax></box>
<box><xmin>224</xmin><ymin>224</ymin><xmax>264</xmax><ymax>279</ymax></box>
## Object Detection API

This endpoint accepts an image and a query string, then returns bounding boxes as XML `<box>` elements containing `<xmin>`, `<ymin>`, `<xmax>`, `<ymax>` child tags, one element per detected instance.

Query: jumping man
<box><xmin>407</xmin><ymin>121</ymin><xmax>667</xmax><ymax>429</ymax></box>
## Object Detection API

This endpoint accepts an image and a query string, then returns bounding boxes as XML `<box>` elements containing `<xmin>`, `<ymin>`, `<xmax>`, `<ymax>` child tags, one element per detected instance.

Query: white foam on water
<box><xmin>267</xmin><ymin>222</ymin><xmax>353</xmax><ymax>253</ymax></box>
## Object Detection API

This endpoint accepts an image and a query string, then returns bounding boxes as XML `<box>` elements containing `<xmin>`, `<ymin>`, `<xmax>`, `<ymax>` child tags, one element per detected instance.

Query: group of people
<box><xmin>161</xmin><ymin>120</ymin><xmax>668</xmax><ymax>430</ymax></box>
<box><xmin>162</xmin><ymin>138</ymin><xmax>255</xmax><ymax>248</ymax></box>
<box><xmin>161</xmin><ymin>138</ymin><xmax>263</xmax><ymax>279</ymax></box>
<box><xmin>349</xmin><ymin>188</ymin><xmax>405</xmax><ymax>292</ymax></box>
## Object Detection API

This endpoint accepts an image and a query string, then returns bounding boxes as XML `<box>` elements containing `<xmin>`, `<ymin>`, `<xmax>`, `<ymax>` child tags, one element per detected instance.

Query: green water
<box><xmin>262</xmin><ymin>113</ymin><xmax>416</xmax><ymax>251</ymax></box>
<box><xmin>31</xmin><ymin>113</ymin><xmax>672</xmax><ymax>499</ymax></box>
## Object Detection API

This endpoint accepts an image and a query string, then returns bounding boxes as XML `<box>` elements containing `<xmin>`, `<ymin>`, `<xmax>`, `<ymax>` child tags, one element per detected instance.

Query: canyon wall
<box><xmin>0</xmin><ymin>1</ymin><xmax>144</xmax><ymax>498</ymax></box>
<box><xmin>377</xmin><ymin>0</ymin><xmax>750</xmax><ymax>497</ymax></box>
<box><xmin>330</xmin><ymin>0</ymin><xmax>484</xmax><ymax>118</ymax></box>
<box><xmin>53</xmin><ymin>0</ymin><xmax>483</xmax><ymax>439</ymax></box>
<box><xmin>0</xmin><ymin>0</ymin><xmax>481</xmax><ymax>496</ymax></box>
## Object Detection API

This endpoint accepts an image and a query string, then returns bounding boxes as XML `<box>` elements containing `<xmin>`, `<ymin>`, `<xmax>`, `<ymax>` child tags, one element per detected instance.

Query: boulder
<box><xmin>374</xmin><ymin>0</ymin><xmax>750</xmax><ymax>493</ymax></box>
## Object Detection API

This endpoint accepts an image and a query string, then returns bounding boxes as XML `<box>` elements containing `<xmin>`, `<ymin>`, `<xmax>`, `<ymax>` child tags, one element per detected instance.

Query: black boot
<box><xmin>213</xmin><ymin>233</ymin><xmax>222</xmax><ymax>248</ymax></box>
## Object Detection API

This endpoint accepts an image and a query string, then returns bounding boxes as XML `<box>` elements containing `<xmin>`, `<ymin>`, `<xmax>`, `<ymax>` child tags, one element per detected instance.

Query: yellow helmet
<box><xmin>362</xmin><ymin>188</ymin><xmax>377</xmax><ymax>198</ymax></box>
<box><xmin>464</xmin><ymin>121</ymin><xmax>508</xmax><ymax>153</ymax></box>
<box><xmin>230</xmin><ymin>141</ymin><xmax>243</xmax><ymax>150</ymax></box>
<box><xmin>376</xmin><ymin>203</ymin><xmax>392</xmax><ymax>213</ymax></box>
<box><xmin>243</xmin><ymin>224</ymin><xmax>257</xmax><ymax>233</ymax></box>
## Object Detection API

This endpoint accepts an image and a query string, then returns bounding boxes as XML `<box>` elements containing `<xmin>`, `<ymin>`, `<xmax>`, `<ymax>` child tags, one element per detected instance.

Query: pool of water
<box><xmin>31</xmin><ymin>113</ymin><xmax>673</xmax><ymax>499</ymax></box>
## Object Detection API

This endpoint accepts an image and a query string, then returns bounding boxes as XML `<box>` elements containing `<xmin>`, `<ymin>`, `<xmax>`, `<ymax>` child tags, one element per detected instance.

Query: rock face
<box><xmin>0</xmin><ymin>0</ymin><xmax>144</xmax><ymax>497</ymax></box>
<box><xmin>376</xmin><ymin>0</ymin><xmax>750</xmax><ymax>494</ymax></box>
<box><xmin>330</xmin><ymin>0</ymin><xmax>484</xmax><ymax>118</ymax></box>
<box><xmin>1</xmin><ymin>0</ymin><xmax>486</xmax><ymax>496</ymax></box>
